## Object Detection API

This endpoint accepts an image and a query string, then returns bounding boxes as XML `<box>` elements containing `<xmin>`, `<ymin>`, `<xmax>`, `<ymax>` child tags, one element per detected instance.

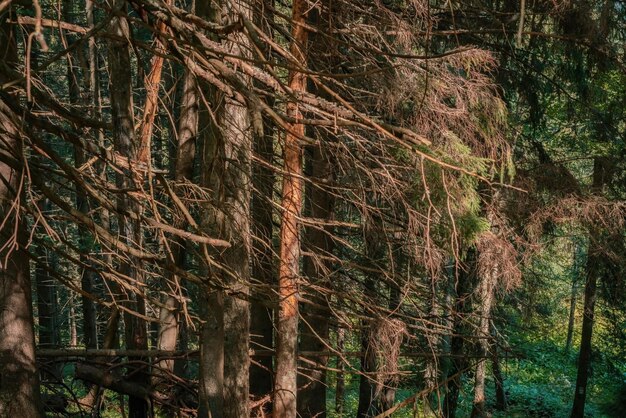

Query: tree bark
<box><xmin>274</xmin><ymin>0</ymin><xmax>309</xmax><ymax>416</ymax></box>
<box><xmin>565</xmin><ymin>241</ymin><xmax>583</xmax><ymax>353</ymax></box>
<box><xmin>335</xmin><ymin>327</ymin><xmax>345</xmax><ymax>415</ymax></box>
<box><xmin>0</xmin><ymin>10</ymin><xmax>44</xmax><ymax>417</ymax></box>
<box><xmin>571</xmin><ymin>157</ymin><xmax>612</xmax><ymax>418</ymax></box>
<box><xmin>249</xmin><ymin>0</ymin><xmax>275</xmax><ymax>407</ymax></box>
<box><xmin>197</xmin><ymin>2</ymin><xmax>252</xmax><ymax>417</ymax></box>
<box><xmin>571</xmin><ymin>243</ymin><xmax>599</xmax><ymax>418</ymax></box>
<box><xmin>155</xmin><ymin>42</ymin><xmax>197</xmax><ymax>397</ymax></box>
<box><xmin>298</xmin><ymin>139</ymin><xmax>335</xmax><ymax>418</ymax></box>
<box><xmin>471</xmin><ymin>262</ymin><xmax>497</xmax><ymax>418</ymax></box>
<box><xmin>106</xmin><ymin>2</ymin><xmax>149</xmax><ymax>417</ymax></box>
<box><xmin>35</xmin><ymin>214</ymin><xmax>61</xmax><ymax>380</ymax></box>
<box><xmin>443</xmin><ymin>249</ymin><xmax>477</xmax><ymax>418</ymax></box>
<box><xmin>492</xmin><ymin>337</ymin><xmax>507</xmax><ymax>411</ymax></box>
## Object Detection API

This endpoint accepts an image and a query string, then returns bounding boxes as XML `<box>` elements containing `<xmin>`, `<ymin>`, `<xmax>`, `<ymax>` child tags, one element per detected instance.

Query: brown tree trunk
<box><xmin>492</xmin><ymin>336</ymin><xmax>507</xmax><ymax>411</ymax></box>
<box><xmin>197</xmin><ymin>2</ymin><xmax>252</xmax><ymax>416</ymax></box>
<box><xmin>35</xmin><ymin>205</ymin><xmax>61</xmax><ymax>380</ymax></box>
<box><xmin>357</xmin><ymin>302</ymin><xmax>378</xmax><ymax>418</ymax></box>
<box><xmin>571</xmin><ymin>157</ymin><xmax>612</xmax><ymax>418</ymax></box>
<box><xmin>60</xmin><ymin>0</ymin><xmax>99</xmax><ymax>353</ymax></box>
<box><xmin>0</xmin><ymin>11</ymin><xmax>44</xmax><ymax>417</ymax></box>
<box><xmin>296</xmin><ymin>2</ymin><xmax>337</xmax><ymax>414</ymax></box>
<box><xmin>379</xmin><ymin>276</ymin><xmax>401</xmax><ymax>412</ymax></box>
<box><xmin>565</xmin><ymin>241</ymin><xmax>582</xmax><ymax>353</ymax></box>
<box><xmin>571</xmin><ymin>243</ymin><xmax>599</xmax><ymax>418</ymax></box>
<box><xmin>107</xmin><ymin>2</ymin><xmax>149</xmax><ymax>417</ymax></box>
<box><xmin>298</xmin><ymin>141</ymin><xmax>335</xmax><ymax>417</ymax></box>
<box><xmin>471</xmin><ymin>262</ymin><xmax>497</xmax><ymax>418</ymax></box>
<box><xmin>443</xmin><ymin>249</ymin><xmax>477</xmax><ymax>418</ymax></box>
<box><xmin>155</xmin><ymin>39</ymin><xmax>196</xmax><ymax>399</ymax></box>
<box><xmin>565</xmin><ymin>276</ymin><xmax>577</xmax><ymax>353</ymax></box>
<box><xmin>249</xmin><ymin>0</ymin><xmax>275</xmax><ymax>407</ymax></box>
<box><xmin>274</xmin><ymin>0</ymin><xmax>309</xmax><ymax>416</ymax></box>
<box><xmin>335</xmin><ymin>327</ymin><xmax>345</xmax><ymax>415</ymax></box>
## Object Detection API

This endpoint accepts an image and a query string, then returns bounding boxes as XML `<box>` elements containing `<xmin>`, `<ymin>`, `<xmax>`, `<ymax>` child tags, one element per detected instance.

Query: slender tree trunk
<box><xmin>565</xmin><ymin>277</ymin><xmax>577</xmax><ymax>353</ymax></box>
<box><xmin>197</xmin><ymin>33</ymin><xmax>225</xmax><ymax>418</ymax></box>
<box><xmin>155</xmin><ymin>51</ymin><xmax>197</xmax><ymax>399</ymax></box>
<box><xmin>107</xmin><ymin>2</ymin><xmax>149</xmax><ymax>417</ymax></box>
<box><xmin>35</xmin><ymin>206</ymin><xmax>62</xmax><ymax>380</ymax></box>
<box><xmin>335</xmin><ymin>327</ymin><xmax>345</xmax><ymax>415</ymax></box>
<box><xmin>443</xmin><ymin>249</ymin><xmax>477</xmax><ymax>418</ymax></box>
<box><xmin>155</xmin><ymin>59</ymin><xmax>184</xmax><ymax>370</ymax></box>
<box><xmin>357</xmin><ymin>223</ymin><xmax>386</xmax><ymax>418</ymax></box>
<box><xmin>61</xmin><ymin>0</ymin><xmax>99</xmax><ymax>355</ymax></box>
<box><xmin>298</xmin><ymin>140</ymin><xmax>335</xmax><ymax>417</ymax></box>
<box><xmin>274</xmin><ymin>0</ymin><xmax>309</xmax><ymax>416</ymax></box>
<box><xmin>0</xmin><ymin>12</ymin><xmax>44</xmax><ymax>416</ymax></box>
<box><xmin>565</xmin><ymin>242</ymin><xmax>582</xmax><ymax>353</ymax></box>
<box><xmin>471</xmin><ymin>263</ymin><xmax>497</xmax><ymax>418</ymax></box>
<box><xmin>571</xmin><ymin>157</ymin><xmax>612</xmax><ymax>418</ymax></box>
<box><xmin>249</xmin><ymin>0</ymin><xmax>275</xmax><ymax>406</ymax></box>
<box><xmin>571</xmin><ymin>245</ymin><xmax>599</xmax><ymax>418</ymax></box>
<box><xmin>492</xmin><ymin>337</ymin><xmax>507</xmax><ymax>411</ymax></box>
<box><xmin>379</xmin><ymin>277</ymin><xmax>401</xmax><ymax>412</ymax></box>
<box><xmin>357</xmin><ymin>302</ymin><xmax>378</xmax><ymax>418</ymax></box>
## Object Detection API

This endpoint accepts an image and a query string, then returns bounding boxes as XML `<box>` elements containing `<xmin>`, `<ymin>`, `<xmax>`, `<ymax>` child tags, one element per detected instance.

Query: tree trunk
<box><xmin>155</xmin><ymin>61</ymin><xmax>197</xmax><ymax>392</ymax></box>
<box><xmin>357</xmin><ymin>223</ymin><xmax>386</xmax><ymax>418</ymax></box>
<box><xmin>298</xmin><ymin>140</ymin><xmax>335</xmax><ymax>417</ymax></box>
<box><xmin>357</xmin><ymin>304</ymin><xmax>378</xmax><ymax>418</ymax></box>
<box><xmin>35</xmin><ymin>220</ymin><xmax>61</xmax><ymax>380</ymax></box>
<box><xmin>571</xmin><ymin>157</ymin><xmax>612</xmax><ymax>418</ymax></box>
<box><xmin>249</xmin><ymin>0</ymin><xmax>275</xmax><ymax>406</ymax></box>
<box><xmin>335</xmin><ymin>327</ymin><xmax>345</xmax><ymax>415</ymax></box>
<box><xmin>379</xmin><ymin>277</ymin><xmax>401</xmax><ymax>412</ymax></box>
<box><xmin>470</xmin><ymin>264</ymin><xmax>496</xmax><ymax>418</ymax></box>
<box><xmin>107</xmin><ymin>2</ymin><xmax>149</xmax><ymax>417</ymax></box>
<box><xmin>571</xmin><ymin>244</ymin><xmax>599</xmax><ymax>418</ymax></box>
<box><xmin>0</xmin><ymin>11</ymin><xmax>44</xmax><ymax>417</ymax></box>
<box><xmin>565</xmin><ymin>241</ymin><xmax>583</xmax><ymax>353</ymax></box>
<box><xmin>492</xmin><ymin>338</ymin><xmax>507</xmax><ymax>411</ymax></box>
<box><xmin>274</xmin><ymin>0</ymin><xmax>309</xmax><ymax>416</ymax></box>
<box><xmin>443</xmin><ymin>249</ymin><xmax>477</xmax><ymax>418</ymax></box>
<box><xmin>197</xmin><ymin>2</ymin><xmax>252</xmax><ymax>416</ymax></box>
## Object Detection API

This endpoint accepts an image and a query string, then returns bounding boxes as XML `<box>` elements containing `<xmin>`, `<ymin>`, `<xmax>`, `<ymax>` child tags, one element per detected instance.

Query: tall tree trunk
<box><xmin>471</xmin><ymin>257</ymin><xmax>497</xmax><ymax>418</ymax></box>
<box><xmin>155</xmin><ymin>25</ymin><xmax>196</xmax><ymax>401</ymax></box>
<box><xmin>297</xmin><ymin>141</ymin><xmax>335</xmax><ymax>417</ymax></box>
<box><xmin>335</xmin><ymin>327</ymin><xmax>345</xmax><ymax>415</ymax></box>
<box><xmin>357</xmin><ymin>226</ymin><xmax>384</xmax><ymax>418</ymax></box>
<box><xmin>35</xmin><ymin>201</ymin><xmax>61</xmax><ymax>380</ymax></box>
<box><xmin>565</xmin><ymin>275</ymin><xmax>577</xmax><ymax>353</ymax></box>
<box><xmin>197</xmin><ymin>2</ymin><xmax>252</xmax><ymax>417</ymax></box>
<box><xmin>565</xmin><ymin>241</ymin><xmax>583</xmax><ymax>353</ymax></box>
<box><xmin>62</xmin><ymin>0</ymin><xmax>99</xmax><ymax>354</ymax></box>
<box><xmin>443</xmin><ymin>249</ymin><xmax>477</xmax><ymax>418</ymax></box>
<box><xmin>107</xmin><ymin>2</ymin><xmax>149</xmax><ymax>417</ymax></box>
<box><xmin>249</xmin><ymin>0</ymin><xmax>275</xmax><ymax>406</ymax></box>
<box><xmin>0</xmin><ymin>11</ymin><xmax>44</xmax><ymax>417</ymax></box>
<box><xmin>571</xmin><ymin>157</ymin><xmax>612</xmax><ymax>418</ymax></box>
<box><xmin>379</xmin><ymin>274</ymin><xmax>401</xmax><ymax>412</ymax></box>
<box><xmin>571</xmin><ymin>241</ymin><xmax>600</xmax><ymax>418</ymax></box>
<box><xmin>357</xmin><ymin>298</ymin><xmax>378</xmax><ymax>418</ymax></box>
<box><xmin>492</xmin><ymin>334</ymin><xmax>507</xmax><ymax>411</ymax></box>
<box><xmin>274</xmin><ymin>0</ymin><xmax>309</xmax><ymax>415</ymax></box>
<box><xmin>297</xmin><ymin>2</ymin><xmax>337</xmax><ymax>414</ymax></box>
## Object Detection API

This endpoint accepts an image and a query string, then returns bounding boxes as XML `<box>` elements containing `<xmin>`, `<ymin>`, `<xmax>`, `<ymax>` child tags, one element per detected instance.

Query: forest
<box><xmin>0</xmin><ymin>0</ymin><xmax>625</xmax><ymax>417</ymax></box>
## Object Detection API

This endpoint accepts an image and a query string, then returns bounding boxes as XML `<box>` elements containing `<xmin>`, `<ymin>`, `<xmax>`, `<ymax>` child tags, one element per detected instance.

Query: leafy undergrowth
<box><xmin>326</xmin><ymin>336</ymin><xmax>625</xmax><ymax>417</ymax></box>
